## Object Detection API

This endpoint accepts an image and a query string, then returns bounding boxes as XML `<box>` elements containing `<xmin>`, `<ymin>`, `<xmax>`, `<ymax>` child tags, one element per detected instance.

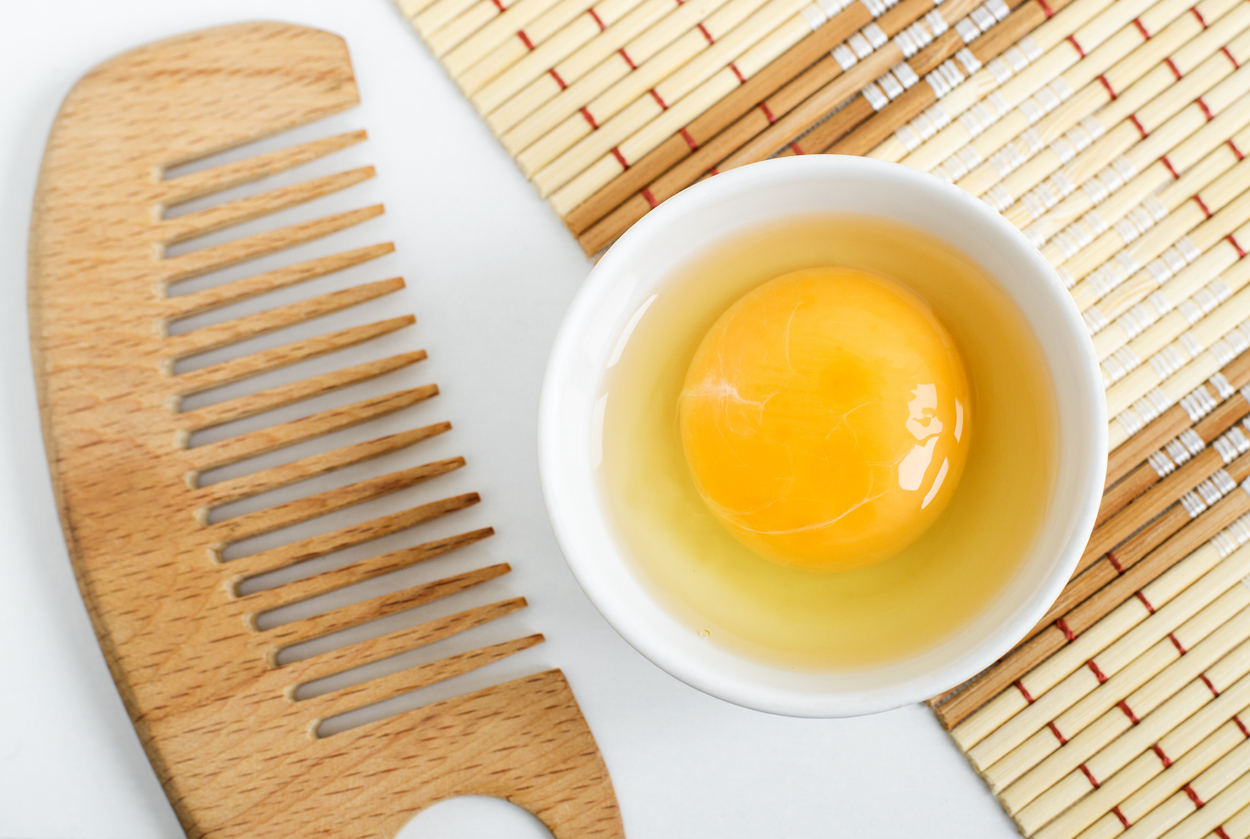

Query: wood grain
<box><xmin>27</xmin><ymin>22</ymin><xmax>622</xmax><ymax>839</ymax></box>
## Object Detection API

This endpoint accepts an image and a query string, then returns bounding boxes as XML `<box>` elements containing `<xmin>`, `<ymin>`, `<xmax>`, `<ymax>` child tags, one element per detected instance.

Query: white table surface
<box><xmin>0</xmin><ymin>2</ymin><xmax>1022</xmax><ymax>836</ymax></box>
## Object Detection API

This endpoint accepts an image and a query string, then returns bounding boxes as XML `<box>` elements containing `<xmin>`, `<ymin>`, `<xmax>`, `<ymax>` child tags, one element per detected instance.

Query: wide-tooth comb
<box><xmin>28</xmin><ymin>22</ymin><xmax>622</xmax><ymax>838</ymax></box>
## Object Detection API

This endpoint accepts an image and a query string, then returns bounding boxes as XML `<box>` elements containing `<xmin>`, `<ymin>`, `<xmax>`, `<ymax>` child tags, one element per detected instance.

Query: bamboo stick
<box><xmin>473</xmin><ymin>0</ymin><xmax>665</xmax><ymax>115</ymax></box>
<box><xmin>1029</xmin><ymin>675</ymin><xmax>1250</xmax><ymax>838</ymax></box>
<box><xmin>396</xmin><ymin>0</ymin><xmax>442</xmax><ymax>23</ymax></box>
<box><xmin>1038</xmin><ymin>117</ymin><xmax>1250</xmax><ymax>277</ymax></box>
<box><xmin>1049</xmin><ymin>497</ymin><xmax>1217</xmax><ymax>630</ymax></box>
<box><xmin>963</xmin><ymin>544</ymin><xmax>1250</xmax><ymax>767</ymax></box>
<box><xmin>1213</xmin><ymin>797</ymin><xmax>1250</xmax><ymax>839</ymax></box>
<box><xmin>428</xmin><ymin>0</ymin><xmax>538</xmax><ymax>57</ymax></box>
<box><xmin>1120</xmin><ymin>748</ymin><xmax>1250</xmax><ymax>838</ymax></box>
<box><xmin>534</xmin><ymin>0</ymin><xmax>815</xmax><ymax>198</ymax></box>
<box><xmin>1078</xmin><ymin>732</ymin><xmax>1249</xmax><ymax>838</ymax></box>
<box><xmin>985</xmin><ymin>47</ymin><xmax>1250</xmax><ymax>231</ymax></box>
<box><xmin>454</xmin><ymin>0</ymin><xmax>606</xmax><ymax>93</ymax></box>
<box><xmin>993</xmin><ymin>611</ymin><xmax>1250</xmax><ymax>808</ymax></box>
<box><xmin>488</xmin><ymin>0</ymin><xmax>724</xmax><ymax>137</ymax></box>
<box><xmin>1023</xmin><ymin>678</ymin><xmax>1249</xmax><ymax>834</ymax></box>
<box><xmin>1038</xmin><ymin>424</ymin><xmax>1250</xmax><ymax>631</ymax></box>
<box><xmin>414</xmin><ymin>0</ymin><xmax>514</xmax><ymax>45</ymax></box>
<box><xmin>506</xmin><ymin>0</ymin><xmax>770</xmax><ymax>160</ymax></box>
<box><xmin>572</xmin><ymin>0</ymin><xmax>1028</xmax><ymax>252</ymax></box>
<box><xmin>1002</xmin><ymin>79</ymin><xmax>1249</xmax><ymax>249</ymax></box>
<box><xmin>1043</xmin><ymin>689</ymin><xmax>1250</xmax><ymax>838</ymax></box>
<box><xmin>558</xmin><ymin>0</ymin><xmax>887</xmax><ymax>234</ymax></box>
<box><xmin>445</xmin><ymin>0</ymin><xmax>593</xmax><ymax>77</ymax></box>
<box><xmin>994</xmin><ymin>44</ymin><xmax>1250</xmax><ymax>233</ymax></box>
<box><xmin>950</xmin><ymin>516</ymin><xmax>1250</xmax><ymax>744</ymax></box>
<box><xmin>951</xmin><ymin>0</ymin><xmax>1246</xmax><ymax>198</ymax></box>
<box><xmin>940</xmin><ymin>484</ymin><xmax>1250</xmax><ymax>732</ymax></box>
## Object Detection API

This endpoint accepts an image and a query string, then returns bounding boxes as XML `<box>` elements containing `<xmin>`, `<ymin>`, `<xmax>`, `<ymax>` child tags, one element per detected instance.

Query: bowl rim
<box><xmin>538</xmin><ymin>155</ymin><xmax>1107</xmax><ymax>717</ymax></box>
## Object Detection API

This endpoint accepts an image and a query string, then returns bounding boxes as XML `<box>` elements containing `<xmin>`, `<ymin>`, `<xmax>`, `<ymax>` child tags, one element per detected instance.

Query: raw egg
<box><xmin>678</xmin><ymin>266</ymin><xmax>971</xmax><ymax>572</ymax></box>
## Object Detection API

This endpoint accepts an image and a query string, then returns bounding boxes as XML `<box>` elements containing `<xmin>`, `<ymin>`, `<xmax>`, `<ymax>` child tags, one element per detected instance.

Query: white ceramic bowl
<box><xmin>538</xmin><ymin>156</ymin><xmax>1107</xmax><ymax>718</ymax></box>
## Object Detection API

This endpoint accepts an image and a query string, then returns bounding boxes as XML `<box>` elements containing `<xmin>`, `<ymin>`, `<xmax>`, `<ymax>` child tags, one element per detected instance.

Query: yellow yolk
<box><xmin>678</xmin><ymin>267</ymin><xmax>971</xmax><ymax>572</ymax></box>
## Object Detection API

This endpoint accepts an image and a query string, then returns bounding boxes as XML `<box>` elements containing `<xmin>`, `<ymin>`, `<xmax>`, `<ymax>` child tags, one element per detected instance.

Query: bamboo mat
<box><xmin>393</xmin><ymin>0</ymin><xmax>1250</xmax><ymax>832</ymax></box>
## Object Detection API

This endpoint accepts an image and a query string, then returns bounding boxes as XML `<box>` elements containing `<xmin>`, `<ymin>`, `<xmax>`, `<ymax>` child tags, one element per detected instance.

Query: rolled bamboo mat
<box><xmin>390</xmin><ymin>0</ymin><xmax>1250</xmax><ymax>831</ymax></box>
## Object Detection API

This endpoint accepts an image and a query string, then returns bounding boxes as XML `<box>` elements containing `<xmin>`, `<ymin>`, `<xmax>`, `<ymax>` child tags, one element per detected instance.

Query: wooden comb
<box><xmin>27</xmin><ymin>21</ymin><xmax>622</xmax><ymax>839</ymax></box>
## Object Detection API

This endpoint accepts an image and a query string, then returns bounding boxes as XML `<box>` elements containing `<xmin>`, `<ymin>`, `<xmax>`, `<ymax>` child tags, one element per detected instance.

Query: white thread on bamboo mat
<box><xmin>1095</xmin><ymin>227</ymin><xmax>1250</xmax><ymax>362</ymax></box>
<box><xmin>965</xmin><ymin>0</ymin><xmax>1247</xmax><ymax>198</ymax></box>
<box><xmin>1038</xmin><ymin>113</ymin><xmax>1250</xmax><ymax>275</ymax></box>
<box><xmin>1112</xmin><ymin>345</ymin><xmax>1247</xmax><ymax>449</ymax></box>
<box><xmin>878</xmin><ymin>0</ymin><xmax>1157</xmax><ymax>164</ymax></box>
<box><xmin>996</xmin><ymin>46</ymin><xmax>1250</xmax><ymax>233</ymax></box>
<box><xmin>1071</xmin><ymin>157</ymin><xmax>1250</xmax><ymax>314</ymax></box>
<box><xmin>1103</xmin><ymin>261</ymin><xmax>1246</xmax><ymax>386</ymax></box>
<box><xmin>937</xmin><ymin>0</ymin><xmax>1218</xmax><ymax>187</ymax></box>
<box><xmin>1087</xmin><ymin>185</ymin><xmax>1250</xmax><ymax>346</ymax></box>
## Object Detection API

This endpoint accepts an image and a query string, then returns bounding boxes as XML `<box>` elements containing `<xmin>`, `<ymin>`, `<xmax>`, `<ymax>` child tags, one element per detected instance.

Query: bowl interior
<box><xmin>539</xmin><ymin>156</ymin><xmax>1107</xmax><ymax>717</ymax></box>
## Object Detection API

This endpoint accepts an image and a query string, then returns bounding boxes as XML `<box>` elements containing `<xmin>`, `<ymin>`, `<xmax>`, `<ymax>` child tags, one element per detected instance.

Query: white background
<box><xmin>0</xmin><ymin>2</ymin><xmax>1019</xmax><ymax>836</ymax></box>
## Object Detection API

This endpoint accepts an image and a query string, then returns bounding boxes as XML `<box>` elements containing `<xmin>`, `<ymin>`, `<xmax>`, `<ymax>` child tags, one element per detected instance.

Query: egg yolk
<box><xmin>678</xmin><ymin>267</ymin><xmax>971</xmax><ymax>572</ymax></box>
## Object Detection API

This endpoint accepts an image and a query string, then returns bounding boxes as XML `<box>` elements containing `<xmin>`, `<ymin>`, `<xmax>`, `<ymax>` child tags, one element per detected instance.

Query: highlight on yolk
<box><xmin>677</xmin><ymin>266</ymin><xmax>971</xmax><ymax>572</ymax></box>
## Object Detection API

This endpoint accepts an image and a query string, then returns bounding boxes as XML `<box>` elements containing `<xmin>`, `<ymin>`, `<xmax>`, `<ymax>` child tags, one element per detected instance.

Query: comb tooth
<box><xmin>196</xmin><ymin>423</ymin><xmax>449</xmax><ymax>508</ymax></box>
<box><xmin>164</xmin><ymin>244</ymin><xmax>394</xmax><ymax>321</ymax></box>
<box><xmin>300</xmin><ymin>634</ymin><xmax>544</xmax><ymax>727</ymax></box>
<box><xmin>262</xmin><ymin>563</ymin><xmax>512</xmax><ymax>648</ymax></box>
<box><xmin>240</xmin><ymin>528</ymin><xmax>495</xmax><ymax>613</ymax></box>
<box><xmin>224</xmin><ymin>492</ymin><xmax>481</xmax><ymax>577</ymax></box>
<box><xmin>279</xmin><ymin>598</ymin><xmax>527</xmax><ymax>686</ymax></box>
<box><xmin>160</xmin><ymin>167</ymin><xmax>376</xmax><ymax>246</ymax></box>
<box><xmin>161</xmin><ymin>205</ymin><xmax>384</xmax><ymax>285</ymax></box>
<box><xmin>187</xmin><ymin>389</ymin><xmax>440</xmax><ymax>473</ymax></box>
<box><xmin>177</xmin><ymin>351</ymin><xmax>427</xmax><ymax>432</ymax></box>
<box><xmin>160</xmin><ymin>130</ymin><xmax>368</xmax><ymax>205</ymax></box>
<box><xmin>166</xmin><ymin>277</ymin><xmax>404</xmax><ymax>360</ymax></box>
<box><xmin>206</xmin><ymin>457</ymin><xmax>465</xmax><ymax>545</ymax></box>
<box><xmin>171</xmin><ymin>315</ymin><xmax>414</xmax><ymax>397</ymax></box>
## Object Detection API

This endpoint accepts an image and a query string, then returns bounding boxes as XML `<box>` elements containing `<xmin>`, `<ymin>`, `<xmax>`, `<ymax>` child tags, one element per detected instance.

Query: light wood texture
<box><xmin>27</xmin><ymin>22</ymin><xmax>622</xmax><ymax>839</ymax></box>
